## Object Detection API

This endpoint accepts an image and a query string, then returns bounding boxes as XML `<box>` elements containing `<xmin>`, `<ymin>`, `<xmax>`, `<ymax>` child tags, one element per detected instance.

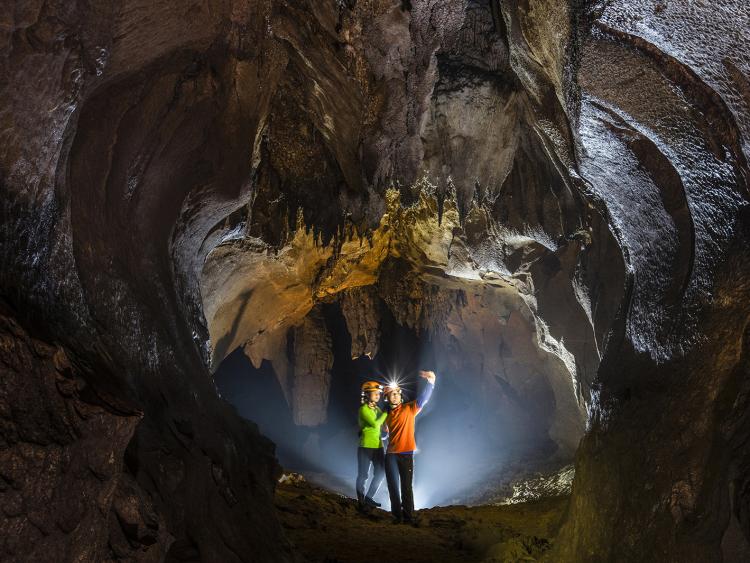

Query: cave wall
<box><xmin>552</xmin><ymin>1</ymin><xmax>750</xmax><ymax>561</ymax></box>
<box><xmin>0</xmin><ymin>304</ymin><xmax>160</xmax><ymax>561</ymax></box>
<box><xmin>1</xmin><ymin>1</ymin><xmax>294</xmax><ymax>561</ymax></box>
<box><xmin>1</xmin><ymin>1</ymin><xmax>749</xmax><ymax>562</ymax></box>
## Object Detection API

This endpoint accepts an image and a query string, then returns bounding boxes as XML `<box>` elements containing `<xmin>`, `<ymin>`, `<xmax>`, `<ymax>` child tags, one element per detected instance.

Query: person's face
<box><xmin>368</xmin><ymin>390</ymin><xmax>382</xmax><ymax>403</ymax></box>
<box><xmin>387</xmin><ymin>389</ymin><xmax>402</xmax><ymax>406</ymax></box>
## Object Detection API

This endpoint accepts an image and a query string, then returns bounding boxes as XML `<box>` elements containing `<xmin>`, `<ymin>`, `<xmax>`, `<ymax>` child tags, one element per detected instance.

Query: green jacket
<box><xmin>358</xmin><ymin>403</ymin><xmax>387</xmax><ymax>448</ymax></box>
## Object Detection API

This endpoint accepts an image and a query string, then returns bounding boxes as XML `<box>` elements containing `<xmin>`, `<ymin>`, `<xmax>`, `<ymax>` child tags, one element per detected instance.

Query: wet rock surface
<box><xmin>549</xmin><ymin>2</ymin><xmax>750</xmax><ymax>561</ymax></box>
<box><xmin>1</xmin><ymin>0</ymin><xmax>749</xmax><ymax>561</ymax></box>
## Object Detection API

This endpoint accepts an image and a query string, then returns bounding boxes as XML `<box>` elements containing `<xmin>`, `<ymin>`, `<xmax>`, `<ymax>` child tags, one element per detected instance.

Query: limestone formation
<box><xmin>1</xmin><ymin>1</ymin><xmax>749</xmax><ymax>561</ymax></box>
<box><xmin>290</xmin><ymin>306</ymin><xmax>334</xmax><ymax>427</ymax></box>
<box><xmin>340</xmin><ymin>286</ymin><xmax>381</xmax><ymax>360</ymax></box>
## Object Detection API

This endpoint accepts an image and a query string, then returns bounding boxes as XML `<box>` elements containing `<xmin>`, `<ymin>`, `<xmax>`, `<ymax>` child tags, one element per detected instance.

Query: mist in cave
<box><xmin>215</xmin><ymin>300</ymin><xmax>563</xmax><ymax>510</ymax></box>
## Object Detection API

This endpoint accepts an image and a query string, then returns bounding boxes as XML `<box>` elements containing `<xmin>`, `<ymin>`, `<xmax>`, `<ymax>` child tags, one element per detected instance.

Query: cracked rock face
<box><xmin>1</xmin><ymin>1</ymin><xmax>749</xmax><ymax>562</ymax></box>
<box><xmin>0</xmin><ymin>308</ymin><xmax>158</xmax><ymax>561</ymax></box>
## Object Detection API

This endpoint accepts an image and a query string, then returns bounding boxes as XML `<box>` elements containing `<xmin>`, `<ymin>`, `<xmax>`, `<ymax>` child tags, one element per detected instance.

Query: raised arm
<box><xmin>416</xmin><ymin>370</ymin><xmax>436</xmax><ymax>409</ymax></box>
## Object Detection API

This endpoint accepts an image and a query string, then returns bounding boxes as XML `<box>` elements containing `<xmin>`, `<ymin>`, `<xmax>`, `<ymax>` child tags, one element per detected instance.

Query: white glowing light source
<box><xmin>385</xmin><ymin>370</ymin><xmax>406</xmax><ymax>391</ymax></box>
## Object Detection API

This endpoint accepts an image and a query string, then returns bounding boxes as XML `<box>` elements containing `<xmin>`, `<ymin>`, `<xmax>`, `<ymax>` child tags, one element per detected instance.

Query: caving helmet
<box><xmin>383</xmin><ymin>383</ymin><xmax>402</xmax><ymax>403</ymax></box>
<box><xmin>360</xmin><ymin>380</ymin><xmax>384</xmax><ymax>404</ymax></box>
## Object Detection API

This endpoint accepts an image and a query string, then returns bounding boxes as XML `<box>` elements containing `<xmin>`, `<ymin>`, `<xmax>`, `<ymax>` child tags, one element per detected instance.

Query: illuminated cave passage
<box><xmin>3</xmin><ymin>1</ymin><xmax>750</xmax><ymax>563</ymax></box>
<box><xmin>214</xmin><ymin>294</ymin><xmax>571</xmax><ymax>508</ymax></box>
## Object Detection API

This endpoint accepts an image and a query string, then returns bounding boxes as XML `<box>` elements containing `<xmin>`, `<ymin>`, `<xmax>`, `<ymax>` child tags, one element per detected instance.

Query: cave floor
<box><xmin>275</xmin><ymin>479</ymin><xmax>567</xmax><ymax>563</ymax></box>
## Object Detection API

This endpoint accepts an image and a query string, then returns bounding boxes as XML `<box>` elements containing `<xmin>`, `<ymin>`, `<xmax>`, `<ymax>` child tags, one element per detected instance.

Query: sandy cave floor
<box><xmin>274</xmin><ymin>478</ymin><xmax>568</xmax><ymax>563</ymax></box>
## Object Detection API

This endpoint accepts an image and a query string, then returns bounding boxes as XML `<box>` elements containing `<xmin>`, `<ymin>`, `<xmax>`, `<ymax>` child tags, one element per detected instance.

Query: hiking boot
<box><xmin>356</xmin><ymin>500</ymin><xmax>371</xmax><ymax>515</ymax></box>
<box><xmin>364</xmin><ymin>496</ymin><xmax>381</xmax><ymax>508</ymax></box>
<box><xmin>391</xmin><ymin>515</ymin><xmax>402</xmax><ymax>525</ymax></box>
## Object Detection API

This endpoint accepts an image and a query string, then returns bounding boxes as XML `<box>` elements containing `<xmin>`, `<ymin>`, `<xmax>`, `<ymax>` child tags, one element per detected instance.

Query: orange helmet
<box><xmin>361</xmin><ymin>381</ymin><xmax>383</xmax><ymax>394</ymax></box>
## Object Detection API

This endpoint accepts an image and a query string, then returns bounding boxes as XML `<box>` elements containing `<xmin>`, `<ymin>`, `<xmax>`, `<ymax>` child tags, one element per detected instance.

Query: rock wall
<box><xmin>551</xmin><ymin>2</ymin><xmax>750</xmax><ymax>561</ymax></box>
<box><xmin>0</xmin><ymin>305</ymin><xmax>159</xmax><ymax>561</ymax></box>
<box><xmin>340</xmin><ymin>286</ymin><xmax>381</xmax><ymax>360</ymax></box>
<box><xmin>1</xmin><ymin>1</ymin><xmax>294</xmax><ymax>561</ymax></box>
<box><xmin>2</xmin><ymin>0</ymin><xmax>749</xmax><ymax>561</ymax></box>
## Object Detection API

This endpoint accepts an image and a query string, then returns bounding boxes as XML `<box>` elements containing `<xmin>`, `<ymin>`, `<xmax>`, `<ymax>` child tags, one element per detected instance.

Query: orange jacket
<box><xmin>385</xmin><ymin>401</ymin><xmax>420</xmax><ymax>453</ymax></box>
<box><xmin>385</xmin><ymin>382</ymin><xmax>433</xmax><ymax>453</ymax></box>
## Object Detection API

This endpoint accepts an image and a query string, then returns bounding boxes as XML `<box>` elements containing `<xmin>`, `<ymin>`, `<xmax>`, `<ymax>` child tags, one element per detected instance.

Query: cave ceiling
<box><xmin>2</xmin><ymin>0</ymin><xmax>750</xmax><ymax>561</ymax></box>
<box><xmin>198</xmin><ymin>0</ymin><xmax>621</xmax><ymax>454</ymax></box>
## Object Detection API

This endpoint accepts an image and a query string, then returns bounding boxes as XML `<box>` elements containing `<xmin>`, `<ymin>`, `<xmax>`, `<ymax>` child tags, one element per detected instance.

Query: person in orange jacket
<box><xmin>383</xmin><ymin>370</ymin><xmax>436</xmax><ymax>525</ymax></box>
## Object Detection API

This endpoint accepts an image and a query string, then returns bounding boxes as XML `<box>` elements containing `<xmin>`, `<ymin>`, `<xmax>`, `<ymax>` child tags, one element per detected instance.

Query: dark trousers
<box><xmin>385</xmin><ymin>453</ymin><xmax>414</xmax><ymax>520</ymax></box>
<box><xmin>356</xmin><ymin>447</ymin><xmax>385</xmax><ymax>503</ymax></box>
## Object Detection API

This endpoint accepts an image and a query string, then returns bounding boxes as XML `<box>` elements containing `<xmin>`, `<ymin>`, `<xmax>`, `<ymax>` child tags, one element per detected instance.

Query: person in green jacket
<box><xmin>356</xmin><ymin>380</ymin><xmax>387</xmax><ymax>511</ymax></box>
